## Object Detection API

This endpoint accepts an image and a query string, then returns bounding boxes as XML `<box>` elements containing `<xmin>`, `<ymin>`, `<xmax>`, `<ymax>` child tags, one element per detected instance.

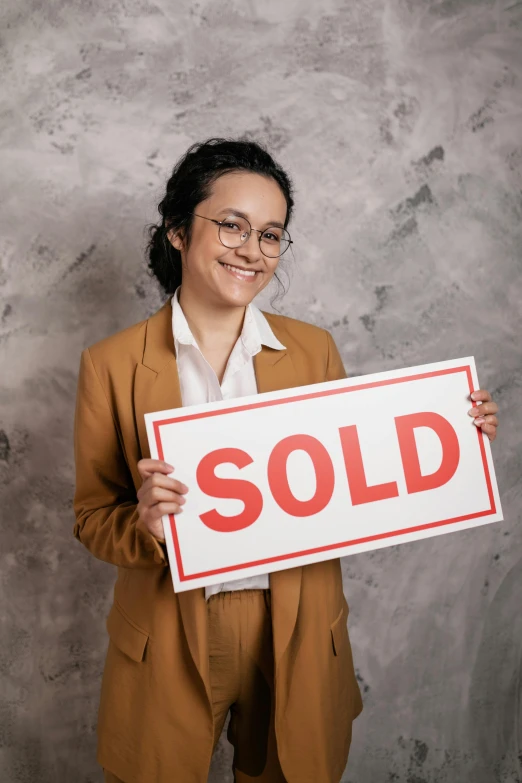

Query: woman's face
<box><xmin>168</xmin><ymin>171</ymin><xmax>288</xmax><ymax>309</ymax></box>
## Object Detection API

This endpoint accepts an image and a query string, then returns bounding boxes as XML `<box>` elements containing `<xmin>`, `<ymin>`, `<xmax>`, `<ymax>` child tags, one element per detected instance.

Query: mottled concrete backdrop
<box><xmin>1</xmin><ymin>0</ymin><xmax>521</xmax><ymax>781</ymax></box>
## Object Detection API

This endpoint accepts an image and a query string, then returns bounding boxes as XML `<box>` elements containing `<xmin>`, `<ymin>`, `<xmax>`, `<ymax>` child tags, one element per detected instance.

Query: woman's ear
<box><xmin>167</xmin><ymin>227</ymin><xmax>184</xmax><ymax>252</ymax></box>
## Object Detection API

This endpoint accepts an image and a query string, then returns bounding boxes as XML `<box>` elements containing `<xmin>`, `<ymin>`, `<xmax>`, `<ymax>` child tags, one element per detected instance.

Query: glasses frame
<box><xmin>190</xmin><ymin>212</ymin><xmax>293</xmax><ymax>258</ymax></box>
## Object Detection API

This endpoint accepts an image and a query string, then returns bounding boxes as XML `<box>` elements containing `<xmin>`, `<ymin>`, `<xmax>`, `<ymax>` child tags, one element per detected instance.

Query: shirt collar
<box><xmin>171</xmin><ymin>287</ymin><xmax>197</xmax><ymax>348</ymax></box>
<box><xmin>171</xmin><ymin>286</ymin><xmax>286</xmax><ymax>357</ymax></box>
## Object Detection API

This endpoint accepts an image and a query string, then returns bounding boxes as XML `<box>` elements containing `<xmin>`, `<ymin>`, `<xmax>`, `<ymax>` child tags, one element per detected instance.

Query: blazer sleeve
<box><xmin>72</xmin><ymin>347</ymin><xmax>167</xmax><ymax>568</ymax></box>
<box><xmin>324</xmin><ymin>330</ymin><xmax>347</xmax><ymax>381</ymax></box>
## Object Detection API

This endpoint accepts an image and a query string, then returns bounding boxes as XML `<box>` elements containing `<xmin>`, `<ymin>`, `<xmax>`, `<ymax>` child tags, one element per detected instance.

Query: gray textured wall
<box><xmin>1</xmin><ymin>1</ymin><xmax>521</xmax><ymax>781</ymax></box>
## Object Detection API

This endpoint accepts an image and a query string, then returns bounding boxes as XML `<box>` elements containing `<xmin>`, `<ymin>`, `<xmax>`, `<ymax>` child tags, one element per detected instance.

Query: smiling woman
<box><xmin>169</xmin><ymin>175</ymin><xmax>287</xmax><ymax>300</ymax></box>
<box><xmin>144</xmin><ymin>140</ymin><xmax>296</xmax><ymax>386</ymax></box>
<box><xmin>72</xmin><ymin>136</ymin><xmax>499</xmax><ymax>783</ymax></box>
<box><xmin>147</xmin><ymin>138</ymin><xmax>293</xmax><ymax>295</ymax></box>
<box><xmin>73</xmin><ymin>137</ymin><xmax>365</xmax><ymax>783</ymax></box>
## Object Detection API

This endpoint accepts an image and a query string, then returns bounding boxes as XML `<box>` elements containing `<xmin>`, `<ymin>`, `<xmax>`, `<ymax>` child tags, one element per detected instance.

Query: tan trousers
<box><xmin>104</xmin><ymin>589</ymin><xmax>286</xmax><ymax>782</ymax></box>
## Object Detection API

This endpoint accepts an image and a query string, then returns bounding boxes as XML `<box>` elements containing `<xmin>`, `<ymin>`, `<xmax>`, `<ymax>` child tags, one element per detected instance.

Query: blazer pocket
<box><xmin>106</xmin><ymin>601</ymin><xmax>149</xmax><ymax>662</ymax></box>
<box><xmin>330</xmin><ymin>605</ymin><xmax>348</xmax><ymax>657</ymax></box>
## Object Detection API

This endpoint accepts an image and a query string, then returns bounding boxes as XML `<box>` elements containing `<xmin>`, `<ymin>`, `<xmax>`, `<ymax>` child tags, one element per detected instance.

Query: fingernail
<box><xmin>468</xmin><ymin>408</ymin><xmax>477</xmax><ymax>416</ymax></box>
<box><xmin>166</xmin><ymin>464</ymin><xmax>175</xmax><ymax>471</ymax></box>
<box><xmin>471</xmin><ymin>392</ymin><xmax>478</xmax><ymax>401</ymax></box>
<box><xmin>474</xmin><ymin>417</ymin><xmax>485</xmax><ymax>425</ymax></box>
<box><xmin>179</xmin><ymin>496</ymin><xmax>186</xmax><ymax>504</ymax></box>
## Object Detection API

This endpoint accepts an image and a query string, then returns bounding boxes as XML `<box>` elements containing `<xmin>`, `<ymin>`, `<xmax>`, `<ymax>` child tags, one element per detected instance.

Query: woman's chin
<box><xmin>221</xmin><ymin>288</ymin><xmax>258</xmax><ymax>308</ymax></box>
<box><xmin>215</xmin><ymin>273</ymin><xmax>263</xmax><ymax>306</ymax></box>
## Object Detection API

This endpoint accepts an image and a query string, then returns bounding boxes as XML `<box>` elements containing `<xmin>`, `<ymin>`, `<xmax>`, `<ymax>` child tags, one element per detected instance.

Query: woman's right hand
<box><xmin>136</xmin><ymin>459</ymin><xmax>189</xmax><ymax>542</ymax></box>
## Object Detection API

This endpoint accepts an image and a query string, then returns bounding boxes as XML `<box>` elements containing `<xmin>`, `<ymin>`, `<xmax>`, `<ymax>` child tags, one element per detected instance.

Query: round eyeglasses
<box><xmin>191</xmin><ymin>213</ymin><xmax>293</xmax><ymax>258</ymax></box>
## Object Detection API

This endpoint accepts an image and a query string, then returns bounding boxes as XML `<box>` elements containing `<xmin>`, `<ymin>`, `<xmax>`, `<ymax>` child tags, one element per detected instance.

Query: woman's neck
<box><xmin>177</xmin><ymin>284</ymin><xmax>246</xmax><ymax>353</ymax></box>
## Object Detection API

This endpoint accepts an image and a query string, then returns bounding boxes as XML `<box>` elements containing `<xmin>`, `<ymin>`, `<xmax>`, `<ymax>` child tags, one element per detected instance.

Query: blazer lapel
<box><xmin>132</xmin><ymin>298</ymin><xmax>184</xmax><ymax>461</ymax></box>
<box><xmin>254</xmin><ymin>337</ymin><xmax>304</xmax><ymax>668</ymax></box>
<box><xmin>133</xmin><ymin>299</ymin><xmax>211</xmax><ymax>705</ymax></box>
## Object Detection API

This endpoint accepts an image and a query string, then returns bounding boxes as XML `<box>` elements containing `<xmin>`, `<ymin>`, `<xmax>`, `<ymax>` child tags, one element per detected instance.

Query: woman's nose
<box><xmin>236</xmin><ymin>231</ymin><xmax>262</xmax><ymax>261</ymax></box>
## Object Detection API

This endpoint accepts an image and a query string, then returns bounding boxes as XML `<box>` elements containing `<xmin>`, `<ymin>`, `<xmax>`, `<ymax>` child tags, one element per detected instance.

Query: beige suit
<box><xmin>73</xmin><ymin>298</ymin><xmax>363</xmax><ymax>783</ymax></box>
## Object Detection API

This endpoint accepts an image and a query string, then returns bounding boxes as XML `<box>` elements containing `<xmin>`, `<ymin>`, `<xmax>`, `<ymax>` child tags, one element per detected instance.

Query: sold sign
<box><xmin>145</xmin><ymin>357</ymin><xmax>502</xmax><ymax>593</ymax></box>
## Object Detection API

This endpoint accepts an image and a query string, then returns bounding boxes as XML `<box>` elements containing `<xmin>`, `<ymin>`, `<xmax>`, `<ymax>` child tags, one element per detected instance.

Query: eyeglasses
<box><xmin>191</xmin><ymin>212</ymin><xmax>293</xmax><ymax>258</ymax></box>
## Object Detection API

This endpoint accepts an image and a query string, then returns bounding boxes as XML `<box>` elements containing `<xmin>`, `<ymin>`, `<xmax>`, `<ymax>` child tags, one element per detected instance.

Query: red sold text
<box><xmin>196</xmin><ymin>413</ymin><xmax>460</xmax><ymax>533</ymax></box>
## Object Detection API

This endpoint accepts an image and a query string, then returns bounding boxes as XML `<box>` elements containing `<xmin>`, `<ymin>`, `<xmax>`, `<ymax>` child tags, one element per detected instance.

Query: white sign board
<box><xmin>145</xmin><ymin>357</ymin><xmax>502</xmax><ymax>592</ymax></box>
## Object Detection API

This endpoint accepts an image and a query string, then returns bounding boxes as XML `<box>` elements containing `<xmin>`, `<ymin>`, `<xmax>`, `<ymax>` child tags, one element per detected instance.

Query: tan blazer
<box><xmin>73</xmin><ymin>298</ymin><xmax>363</xmax><ymax>783</ymax></box>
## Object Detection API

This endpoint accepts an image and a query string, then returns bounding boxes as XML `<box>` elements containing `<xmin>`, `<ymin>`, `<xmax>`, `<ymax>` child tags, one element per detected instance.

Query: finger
<box><xmin>144</xmin><ymin>501</ymin><xmax>185</xmax><ymax>523</ymax></box>
<box><xmin>468</xmin><ymin>402</ymin><xmax>498</xmax><ymax>418</ymax></box>
<box><xmin>148</xmin><ymin>471</ymin><xmax>189</xmax><ymax>494</ymax></box>
<box><xmin>477</xmin><ymin>401</ymin><xmax>498</xmax><ymax>416</ymax></box>
<box><xmin>137</xmin><ymin>473</ymin><xmax>188</xmax><ymax>501</ymax></box>
<box><xmin>473</xmin><ymin>414</ymin><xmax>498</xmax><ymax>427</ymax></box>
<box><xmin>480</xmin><ymin>423</ymin><xmax>497</xmax><ymax>441</ymax></box>
<box><xmin>468</xmin><ymin>401</ymin><xmax>498</xmax><ymax>417</ymax></box>
<box><xmin>472</xmin><ymin>416</ymin><xmax>496</xmax><ymax>435</ymax></box>
<box><xmin>139</xmin><ymin>485</ymin><xmax>187</xmax><ymax>507</ymax></box>
<box><xmin>470</xmin><ymin>389</ymin><xmax>492</xmax><ymax>403</ymax></box>
<box><xmin>137</xmin><ymin>458</ymin><xmax>174</xmax><ymax>479</ymax></box>
<box><xmin>483</xmin><ymin>415</ymin><xmax>498</xmax><ymax>428</ymax></box>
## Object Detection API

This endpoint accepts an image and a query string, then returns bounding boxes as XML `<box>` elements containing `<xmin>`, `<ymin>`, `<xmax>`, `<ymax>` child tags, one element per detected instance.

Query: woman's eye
<box><xmin>262</xmin><ymin>231</ymin><xmax>279</xmax><ymax>242</ymax></box>
<box><xmin>224</xmin><ymin>222</ymin><xmax>241</xmax><ymax>231</ymax></box>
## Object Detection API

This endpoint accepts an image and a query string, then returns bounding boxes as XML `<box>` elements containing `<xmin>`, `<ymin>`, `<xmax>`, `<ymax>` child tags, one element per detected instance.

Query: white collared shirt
<box><xmin>171</xmin><ymin>286</ymin><xmax>286</xmax><ymax>600</ymax></box>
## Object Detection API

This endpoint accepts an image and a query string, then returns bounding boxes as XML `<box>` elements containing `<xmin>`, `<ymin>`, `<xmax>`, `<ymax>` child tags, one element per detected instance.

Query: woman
<box><xmin>72</xmin><ymin>138</ymin><xmax>499</xmax><ymax>783</ymax></box>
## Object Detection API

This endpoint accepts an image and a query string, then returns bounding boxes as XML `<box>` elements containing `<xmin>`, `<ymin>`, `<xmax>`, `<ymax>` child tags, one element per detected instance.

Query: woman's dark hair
<box><xmin>146</xmin><ymin>137</ymin><xmax>295</xmax><ymax>298</ymax></box>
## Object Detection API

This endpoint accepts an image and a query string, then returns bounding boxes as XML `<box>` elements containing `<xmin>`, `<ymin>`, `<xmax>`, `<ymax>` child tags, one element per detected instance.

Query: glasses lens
<box><xmin>260</xmin><ymin>227</ymin><xmax>291</xmax><ymax>258</ymax></box>
<box><xmin>218</xmin><ymin>215</ymin><xmax>251</xmax><ymax>248</ymax></box>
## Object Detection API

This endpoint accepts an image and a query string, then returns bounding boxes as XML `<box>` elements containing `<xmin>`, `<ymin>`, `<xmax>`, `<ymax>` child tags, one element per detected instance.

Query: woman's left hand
<box><xmin>468</xmin><ymin>390</ymin><xmax>499</xmax><ymax>442</ymax></box>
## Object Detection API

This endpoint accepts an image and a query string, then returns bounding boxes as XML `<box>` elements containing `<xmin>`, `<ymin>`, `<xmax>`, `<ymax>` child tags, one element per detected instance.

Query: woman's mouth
<box><xmin>218</xmin><ymin>261</ymin><xmax>259</xmax><ymax>282</ymax></box>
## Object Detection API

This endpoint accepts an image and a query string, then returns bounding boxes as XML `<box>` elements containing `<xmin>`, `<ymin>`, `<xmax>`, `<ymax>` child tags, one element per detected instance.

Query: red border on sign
<box><xmin>153</xmin><ymin>365</ymin><xmax>496</xmax><ymax>582</ymax></box>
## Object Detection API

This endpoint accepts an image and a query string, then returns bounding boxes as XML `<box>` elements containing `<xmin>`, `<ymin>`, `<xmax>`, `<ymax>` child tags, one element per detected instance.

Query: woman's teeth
<box><xmin>221</xmin><ymin>262</ymin><xmax>257</xmax><ymax>280</ymax></box>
